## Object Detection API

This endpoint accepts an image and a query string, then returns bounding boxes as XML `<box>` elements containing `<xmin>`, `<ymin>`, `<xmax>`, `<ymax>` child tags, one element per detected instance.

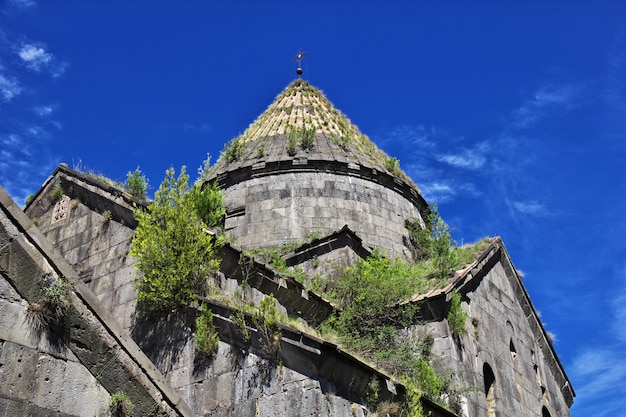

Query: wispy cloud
<box><xmin>8</xmin><ymin>0</ymin><xmax>36</xmax><ymax>9</ymax></box>
<box><xmin>0</xmin><ymin>129</ymin><xmax>57</xmax><ymax>205</ymax></box>
<box><xmin>419</xmin><ymin>181</ymin><xmax>456</xmax><ymax>203</ymax></box>
<box><xmin>568</xmin><ymin>264</ymin><xmax>626</xmax><ymax>417</ymax></box>
<box><xmin>374</xmin><ymin>124</ymin><xmax>437</xmax><ymax>148</ymax></box>
<box><xmin>32</xmin><ymin>104</ymin><xmax>55</xmax><ymax>116</ymax></box>
<box><xmin>0</xmin><ymin>24</ymin><xmax>63</xmax><ymax>205</ymax></box>
<box><xmin>0</xmin><ymin>70</ymin><xmax>22</xmax><ymax>101</ymax></box>
<box><xmin>436</xmin><ymin>144</ymin><xmax>488</xmax><ymax>170</ymax></box>
<box><xmin>512</xmin><ymin>200</ymin><xmax>544</xmax><ymax>215</ymax></box>
<box><xmin>183</xmin><ymin>123</ymin><xmax>211</xmax><ymax>133</ymax></box>
<box><xmin>17</xmin><ymin>42</ymin><xmax>67</xmax><ymax>78</ymax></box>
<box><xmin>513</xmin><ymin>85</ymin><xmax>581</xmax><ymax>128</ymax></box>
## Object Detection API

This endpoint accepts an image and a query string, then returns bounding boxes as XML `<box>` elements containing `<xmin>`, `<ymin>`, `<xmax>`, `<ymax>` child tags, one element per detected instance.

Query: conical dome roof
<box><xmin>207</xmin><ymin>79</ymin><xmax>428</xmax><ymax>259</ymax></box>
<box><xmin>208</xmin><ymin>79</ymin><xmax>417</xmax><ymax>188</ymax></box>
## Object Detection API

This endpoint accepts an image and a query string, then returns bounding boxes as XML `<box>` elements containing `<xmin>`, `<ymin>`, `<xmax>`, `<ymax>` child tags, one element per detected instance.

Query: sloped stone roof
<box><xmin>208</xmin><ymin>79</ymin><xmax>419</xmax><ymax>190</ymax></box>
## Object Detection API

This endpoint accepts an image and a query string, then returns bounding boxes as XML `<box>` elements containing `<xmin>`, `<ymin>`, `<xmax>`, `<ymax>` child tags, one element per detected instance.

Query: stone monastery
<box><xmin>0</xmin><ymin>78</ymin><xmax>574</xmax><ymax>416</ymax></box>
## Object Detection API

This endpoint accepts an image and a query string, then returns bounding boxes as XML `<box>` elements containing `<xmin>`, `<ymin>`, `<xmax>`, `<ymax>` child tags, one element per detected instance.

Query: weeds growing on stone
<box><xmin>109</xmin><ymin>391</ymin><xmax>133</xmax><ymax>416</ymax></box>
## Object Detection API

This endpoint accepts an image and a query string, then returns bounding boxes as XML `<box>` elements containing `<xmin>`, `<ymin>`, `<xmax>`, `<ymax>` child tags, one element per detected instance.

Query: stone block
<box><xmin>32</xmin><ymin>354</ymin><xmax>65</xmax><ymax>411</ymax></box>
<box><xmin>0</xmin><ymin>342</ymin><xmax>38</xmax><ymax>402</ymax></box>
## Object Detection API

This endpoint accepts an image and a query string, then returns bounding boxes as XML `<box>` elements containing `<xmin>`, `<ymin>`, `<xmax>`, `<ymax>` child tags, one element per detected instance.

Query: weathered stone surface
<box><xmin>220</xmin><ymin>172</ymin><xmax>422</xmax><ymax>260</ymax></box>
<box><xmin>5</xmin><ymin>77</ymin><xmax>574</xmax><ymax>417</ymax></box>
<box><xmin>409</xmin><ymin>245</ymin><xmax>572</xmax><ymax>416</ymax></box>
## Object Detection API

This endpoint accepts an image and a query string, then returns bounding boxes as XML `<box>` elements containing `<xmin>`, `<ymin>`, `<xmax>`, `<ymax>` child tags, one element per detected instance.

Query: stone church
<box><xmin>0</xmin><ymin>78</ymin><xmax>574</xmax><ymax>416</ymax></box>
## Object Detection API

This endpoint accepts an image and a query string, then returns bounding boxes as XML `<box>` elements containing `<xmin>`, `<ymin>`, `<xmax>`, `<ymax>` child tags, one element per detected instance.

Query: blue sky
<box><xmin>1</xmin><ymin>1</ymin><xmax>625</xmax><ymax>415</ymax></box>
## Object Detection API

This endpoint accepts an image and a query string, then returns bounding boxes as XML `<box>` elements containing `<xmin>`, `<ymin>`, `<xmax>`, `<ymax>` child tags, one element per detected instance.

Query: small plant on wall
<box><xmin>252</xmin><ymin>294</ymin><xmax>281</xmax><ymax>355</ymax></box>
<box><xmin>109</xmin><ymin>391</ymin><xmax>133</xmax><ymax>417</ymax></box>
<box><xmin>447</xmin><ymin>291</ymin><xmax>467</xmax><ymax>336</ymax></box>
<box><xmin>124</xmin><ymin>167</ymin><xmax>148</xmax><ymax>199</ymax></box>
<box><xmin>195</xmin><ymin>303</ymin><xmax>220</xmax><ymax>356</ymax></box>
<box><xmin>221</xmin><ymin>136</ymin><xmax>245</xmax><ymax>162</ymax></box>
<box><xmin>287</xmin><ymin>130</ymin><xmax>298</xmax><ymax>156</ymax></box>
<box><xmin>37</xmin><ymin>275</ymin><xmax>73</xmax><ymax>323</ymax></box>
<box><xmin>299</xmin><ymin>125</ymin><xmax>316</xmax><ymax>151</ymax></box>
<box><xmin>51</xmin><ymin>184</ymin><xmax>64</xmax><ymax>200</ymax></box>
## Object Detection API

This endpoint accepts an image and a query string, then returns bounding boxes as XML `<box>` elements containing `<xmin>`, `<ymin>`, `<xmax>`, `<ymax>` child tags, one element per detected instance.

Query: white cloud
<box><xmin>437</xmin><ymin>148</ymin><xmax>486</xmax><ymax>170</ymax></box>
<box><xmin>17</xmin><ymin>43</ymin><xmax>67</xmax><ymax>78</ymax></box>
<box><xmin>512</xmin><ymin>200</ymin><xmax>544</xmax><ymax>215</ymax></box>
<box><xmin>513</xmin><ymin>85</ymin><xmax>581</xmax><ymax>128</ymax></box>
<box><xmin>419</xmin><ymin>181</ymin><xmax>456</xmax><ymax>203</ymax></box>
<box><xmin>33</xmin><ymin>105</ymin><xmax>54</xmax><ymax>116</ymax></box>
<box><xmin>0</xmin><ymin>72</ymin><xmax>22</xmax><ymax>101</ymax></box>
<box><xmin>19</xmin><ymin>44</ymin><xmax>52</xmax><ymax>70</ymax></box>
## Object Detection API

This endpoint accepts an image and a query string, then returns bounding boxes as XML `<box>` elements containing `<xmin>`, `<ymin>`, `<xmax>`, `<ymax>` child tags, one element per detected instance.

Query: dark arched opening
<box><xmin>542</xmin><ymin>406</ymin><xmax>551</xmax><ymax>417</ymax></box>
<box><xmin>484</xmin><ymin>363</ymin><xmax>496</xmax><ymax>417</ymax></box>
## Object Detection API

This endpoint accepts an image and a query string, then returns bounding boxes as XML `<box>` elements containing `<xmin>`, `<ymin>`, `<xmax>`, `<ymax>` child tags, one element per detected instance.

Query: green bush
<box><xmin>253</xmin><ymin>294</ymin><xmax>281</xmax><ymax>354</ymax></box>
<box><xmin>124</xmin><ymin>167</ymin><xmax>148</xmax><ymax>199</ymax></box>
<box><xmin>447</xmin><ymin>291</ymin><xmax>466</xmax><ymax>336</ymax></box>
<box><xmin>221</xmin><ymin>137</ymin><xmax>245</xmax><ymax>162</ymax></box>
<box><xmin>195</xmin><ymin>303</ymin><xmax>220</xmax><ymax>356</ymax></box>
<box><xmin>130</xmin><ymin>166</ymin><xmax>224</xmax><ymax>317</ymax></box>
<box><xmin>51</xmin><ymin>184</ymin><xmax>64</xmax><ymax>200</ymax></box>
<box><xmin>429</xmin><ymin>204</ymin><xmax>459</xmax><ymax>279</ymax></box>
<box><xmin>287</xmin><ymin>130</ymin><xmax>298</xmax><ymax>156</ymax></box>
<box><xmin>405</xmin><ymin>218</ymin><xmax>433</xmax><ymax>261</ymax></box>
<box><xmin>186</xmin><ymin>180</ymin><xmax>226</xmax><ymax>227</ymax></box>
<box><xmin>385</xmin><ymin>157</ymin><xmax>400</xmax><ymax>174</ymax></box>
<box><xmin>333</xmin><ymin>250</ymin><xmax>424</xmax><ymax>339</ymax></box>
<box><xmin>299</xmin><ymin>126</ymin><xmax>316</xmax><ymax>151</ymax></box>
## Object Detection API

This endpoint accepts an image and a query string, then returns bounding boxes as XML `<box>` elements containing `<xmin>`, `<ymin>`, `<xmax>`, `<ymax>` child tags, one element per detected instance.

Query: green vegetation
<box><xmin>41</xmin><ymin>275</ymin><xmax>73</xmax><ymax>323</ymax></box>
<box><xmin>221</xmin><ymin>136</ymin><xmax>245</xmax><ymax>162</ymax></box>
<box><xmin>130</xmin><ymin>166</ymin><xmax>224</xmax><ymax>317</ymax></box>
<box><xmin>332</xmin><ymin>136</ymin><xmax>350</xmax><ymax>150</ymax></box>
<box><xmin>405</xmin><ymin>204</ymin><xmax>462</xmax><ymax>279</ymax></box>
<box><xmin>51</xmin><ymin>184</ymin><xmax>64</xmax><ymax>200</ymax></box>
<box><xmin>186</xmin><ymin>180</ymin><xmax>226</xmax><ymax>227</ymax></box>
<box><xmin>102</xmin><ymin>210</ymin><xmax>112</xmax><ymax>224</ymax></box>
<box><xmin>195</xmin><ymin>303</ymin><xmax>220</xmax><ymax>356</ymax></box>
<box><xmin>287</xmin><ymin>129</ymin><xmax>298</xmax><ymax>156</ymax></box>
<box><xmin>299</xmin><ymin>125</ymin><xmax>316</xmax><ymax>151</ymax></box>
<box><xmin>124</xmin><ymin>167</ymin><xmax>148</xmax><ymax>199</ymax></box>
<box><xmin>252</xmin><ymin>294</ymin><xmax>281</xmax><ymax>354</ymax></box>
<box><xmin>429</xmin><ymin>205</ymin><xmax>459</xmax><ymax>279</ymax></box>
<box><xmin>385</xmin><ymin>156</ymin><xmax>400</xmax><ymax>175</ymax></box>
<box><xmin>447</xmin><ymin>291</ymin><xmax>467</xmax><ymax>336</ymax></box>
<box><xmin>109</xmin><ymin>391</ymin><xmax>133</xmax><ymax>416</ymax></box>
<box><xmin>256</xmin><ymin>140</ymin><xmax>266</xmax><ymax>157</ymax></box>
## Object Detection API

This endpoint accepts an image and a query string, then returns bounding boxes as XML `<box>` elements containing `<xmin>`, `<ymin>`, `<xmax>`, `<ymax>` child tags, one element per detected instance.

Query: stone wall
<box><xmin>26</xmin><ymin>174</ymin><xmax>139</xmax><ymax>332</ymax></box>
<box><xmin>1</xmin><ymin>186</ymin><xmax>192</xmax><ymax>417</ymax></box>
<box><xmin>223</xmin><ymin>171</ymin><xmax>424</xmax><ymax>260</ymax></box>
<box><xmin>409</xmin><ymin>250</ymin><xmax>571</xmax><ymax>417</ymax></box>
<box><xmin>15</xmin><ymin>168</ymin><xmax>411</xmax><ymax>416</ymax></box>
<box><xmin>0</xmin><ymin>275</ymin><xmax>111</xmax><ymax>416</ymax></box>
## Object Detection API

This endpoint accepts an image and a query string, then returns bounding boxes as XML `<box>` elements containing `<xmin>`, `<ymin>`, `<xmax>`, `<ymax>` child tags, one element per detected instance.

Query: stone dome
<box><xmin>207</xmin><ymin>79</ymin><xmax>428</xmax><ymax>259</ymax></box>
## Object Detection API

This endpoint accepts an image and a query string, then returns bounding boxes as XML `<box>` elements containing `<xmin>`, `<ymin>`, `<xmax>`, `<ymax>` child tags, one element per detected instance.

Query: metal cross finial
<box><xmin>292</xmin><ymin>48</ymin><xmax>309</xmax><ymax>77</ymax></box>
